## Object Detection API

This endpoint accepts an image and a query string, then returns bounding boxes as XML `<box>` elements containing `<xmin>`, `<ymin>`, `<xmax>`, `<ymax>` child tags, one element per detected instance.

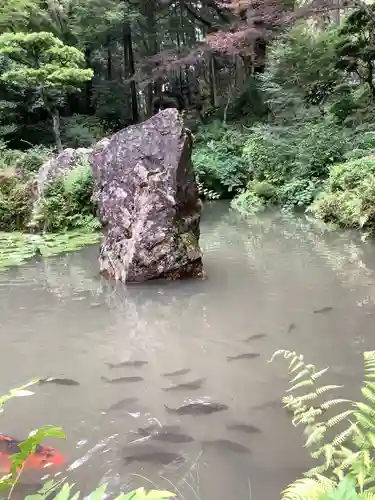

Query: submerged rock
<box><xmin>91</xmin><ymin>108</ymin><xmax>204</xmax><ymax>283</ymax></box>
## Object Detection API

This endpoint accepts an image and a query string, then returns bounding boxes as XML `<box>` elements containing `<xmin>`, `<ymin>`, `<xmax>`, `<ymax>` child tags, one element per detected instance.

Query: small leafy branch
<box><xmin>24</xmin><ymin>483</ymin><xmax>176</xmax><ymax>500</ymax></box>
<box><xmin>269</xmin><ymin>349</ymin><xmax>375</xmax><ymax>499</ymax></box>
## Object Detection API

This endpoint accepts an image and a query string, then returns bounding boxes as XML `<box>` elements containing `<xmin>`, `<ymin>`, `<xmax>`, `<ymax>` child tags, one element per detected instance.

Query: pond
<box><xmin>0</xmin><ymin>201</ymin><xmax>374</xmax><ymax>500</ymax></box>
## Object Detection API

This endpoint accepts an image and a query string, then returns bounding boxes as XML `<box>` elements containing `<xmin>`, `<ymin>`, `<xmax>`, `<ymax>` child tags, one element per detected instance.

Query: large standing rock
<box><xmin>91</xmin><ymin>108</ymin><xmax>204</xmax><ymax>283</ymax></box>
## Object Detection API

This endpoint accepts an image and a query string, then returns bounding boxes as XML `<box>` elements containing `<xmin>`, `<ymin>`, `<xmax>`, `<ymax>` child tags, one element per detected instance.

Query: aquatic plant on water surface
<box><xmin>270</xmin><ymin>349</ymin><xmax>375</xmax><ymax>499</ymax></box>
<box><xmin>0</xmin><ymin>381</ymin><xmax>174</xmax><ymax>500</ymax></box>
<box><xmin>0</xmin><ymin>231</ymin><xmax>101</xmax><ymax>271</ymax></box>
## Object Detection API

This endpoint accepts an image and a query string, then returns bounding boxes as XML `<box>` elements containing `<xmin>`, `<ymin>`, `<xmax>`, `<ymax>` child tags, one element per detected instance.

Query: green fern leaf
<box><xmin>281</xmin><ymin>477</ymin><xmax>335</xmax><ymax>500</ymax></box>
<box><xmin>290</xmin><ymin>368</ymin><xmax>312</xmax><ymax>382</ymax></box>
<box><xmin>287</xmin><ymin>379</ymin><xmax>314</xmax><ymax>392</ymax></box>
<box><xmin>290</xmin><ymin>361</ymin><xmax>306</xmax><ymax>375</ymax></box>
<box><xmin>332</xmin><ymin>424</ymin><xmax>357</xmax><ymax>447</ymax></box>
<box><xmin>355</xmin><ymin>411</ymin><xmax>375</xmax><ymax>430</ymax></box>
<box><xmin>296</xmin><ymin>392</ymin><xmax>319</xmax><ymax>402</ymax></box>
<box><xmin>327</xmin><ymin>410</ymin><xmax>355</xmax><ymax>427</ymax></box>
<box><xmin>362</xmin><ymin>387</ymin><xmax>375</xmax><ymax>405</ymax></box>
<box><xmin>355</xmin><ymin>402</ymin><xmax>375</xmax><ymax>417</ymax></box>
<box><xmin>304</xmin><ymin>463</ymin><xmax>331</xmax><ymax>477</ymax></box>
<box><xmin>311</xmin><ymin>368</ymin><xmax>329</xmax><ymax>380</ymax></box>
<box><xmin>321</xmin><ymin>399</ymin><xmax>351</xmax><ymax>410</ymax></box>
<box><xmin>305</xmin><ymin>425</ymin><xmax>327</xmax><ymax>447</ymax></box>
<box><xmin>316</xmin><ymin>385</ymin><xmax>344</xmax><ymax>395</ymax></box>
<box><xmin>289</xmin><ymin>355</ymin><xmax>304</xmax><ymax>372</ymax></box>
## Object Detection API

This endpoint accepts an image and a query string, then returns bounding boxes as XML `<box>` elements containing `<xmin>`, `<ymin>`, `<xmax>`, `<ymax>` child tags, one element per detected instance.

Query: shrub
<box><xmin>19</xmin><ymin>145</ymin><xmax>54</xmax><ymax>175</ymax></box>
<box><xmin>60</xmin><ymin>114</ymin><xmax>108</xmax><ymax>148</ymax></box>
<box><xmin>309</xmin><ymin>156</ymin><xmax>375</xmax><ymax>231</ymax></box>
<box><xmin>33</xmin><ymin>160</ymin><xmax>99</xmax><ymax>232</ymax></box>
<box><xmin>231</xmin><ymin>190</ymin><xmax>266</xmax><ymax>215</ymax></box>
<box><xmin>251</xmin><ymin>180</ymin><xmax>277</xmax><ymax>200</ymax></box>
<box><xmin>0</xmin><ymin>141</ymin><xmax>53</xmax><ymax>176</ymax></box>
<box><xmin>192</xmin><ymin>121</ymin><xmax>247</xmax><ymax>197</ymax></box>
<box><xmin>277</xmin><ymin>178</ymin><xmax>323</xmax><ymax>207</ymax></box>
<box><xmin>0</xmin><ymin>169</ymin><xmax>33</xmax><ymax>231</ymax></box>
<box><xmin>243</xmin><ymin>120</ymin><xmax>348</xmax><ymax>186</ymax></box>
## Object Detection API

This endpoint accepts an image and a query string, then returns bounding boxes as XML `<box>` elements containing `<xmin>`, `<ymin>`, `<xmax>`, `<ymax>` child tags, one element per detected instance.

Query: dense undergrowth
<box><xmin>3</xmin><ymin>4</ymin><xmax>375</xmax><ymax>269</ymax></box>
<box><xmin>191</xmin><ymin>8</ymin><xmax>375</xmax><ymax>235</ymax></box>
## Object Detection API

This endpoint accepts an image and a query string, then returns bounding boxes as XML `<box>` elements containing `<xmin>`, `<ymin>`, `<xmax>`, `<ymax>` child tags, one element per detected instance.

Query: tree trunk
<box><xmin>123</xmin><ymin>23</ymin><xmax>139</xmax><ymax>124</ymax></box>
<box><xmin>144</xmin><ymin>0</ymin><xmax>158</xmax><ymax>116</ymax></box>
<box><xmin>52</xmin><ymin>109</ymin><xmax>62</xmax><ymax>153</ymax></box>
<box><xmin>84</xmin><ymin>44</ymin><xmax>94</xmax><ymax>114</ymax></box>
<box><xmin>106</xmin><ymin>36</ymin><xmax>112</xmax><ymax>80</ymax></box>
<box><xmin>209</xmin><ymin>54</ymin><xmax>218</xmax><ymax>107</ymax></box>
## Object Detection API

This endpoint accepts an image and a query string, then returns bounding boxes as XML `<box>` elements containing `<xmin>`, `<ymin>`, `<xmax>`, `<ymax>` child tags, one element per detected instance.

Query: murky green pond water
<box><xmin>1</xmin><ymin>201</ymin><xmax>374</xmax><ymax>500</ymax></box>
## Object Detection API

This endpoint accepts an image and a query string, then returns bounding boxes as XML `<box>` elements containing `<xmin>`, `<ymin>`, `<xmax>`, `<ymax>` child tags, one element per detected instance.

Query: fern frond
<box><xmin>354</xmin><ymin>402</ymin><xmax>375</xmax><ymax>416</ymax></box>
<box><xmin>362</xmin><ymin>386</ymin><xmax>375</xmax><ymax>405</ymax></box>
<box><xmin>332</xmin><ymin>450</ymin><xmax>360</xmax><ymax>475</ymax></box>
<box><xmin>290</xmin><ymin>368</ymin><xmax>312</xmax><ymax>383</ymax></box>
<box><xmin>327</xmin><ymin>410</ymin><xmax>355</xmax><ymax>427</ymax></box>
<box><xmin>303</xmin><ymin>464</ymin><xmax>331</xmax><ymax>477</ymax></box>
<box><xmin>294</xmin><ymin>408</ymin><xmax>323</xmax><ymax>425</ymax></box>
<box><xmin>295</xmin><ymin>392</ymin><xmax>320</xmax><ymax>402</ymax></box>
<box><xmin>281</xmin><ymin>477</ymin><xmax>336</xmax><ymax>500</ymax></box>
<box><xmin>311</xmin><ymin>367</ymin><xmax>329</xmax><ymax>380</ymax></box>
<box><xmin>358</xmin><ymin>493</ymin><xmax>375</xmax><ymax>499</ymax></box>
<box><xmin>355</xmin><ymin>411</ymin><xmax>375</xmax><ymax>430</ymax></box>
<box><xmin>289</xmin><ymin>355</ymin><xmax>305</xmax><ymax>372</ymax></box>
<box><xmin>321</xmin><ymin>399</ymin><xmax>351</xmax><ymax>410</ymax></box>
<box><xmin>304</xmin><ymin>424</ymin><xmax>327</xmax><ymax>447</ymax></box>
<box><xmin>332</xmin><ymin>423</ymin><xmax>357</xmax><ymax>447</ymax></box>
<box><xmin>287</xmin><ymin>379</ymin><xmax>314</xmax><ymax>392</ymax></box>
<box><xmin>316</xmin><ymin>385</ymin><xmax>343</xmax><ymax>395</ymax></box>
<box><xmin>290</xmin><ymin>361</ymin><xmax>306</xmax><ymax>375</ymax></box>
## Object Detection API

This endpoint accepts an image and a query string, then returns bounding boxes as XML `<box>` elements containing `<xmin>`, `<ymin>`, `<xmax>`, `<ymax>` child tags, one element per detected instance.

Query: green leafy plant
<box><xmin>24</xmin><ymin>483</ymin><xmax>175</xmax><ymax>500</ymax></box>
<box><xmin>192</xmin><ymin>122</ymin><xmax>247</xmax><ymax>198</ymax></box>
<box><xmin>269</xmin><ymin>349</ymin><xmax>375</xmax><ymax>499</ymax></box>
<box><xmin>0</xmin><ymin>230</ymin><xmax>101</xmax><ymax>270</ymax></box>
<box><xmin>60</xmin><ymin>115</ymin><xmax>108</xmax><ymax>148</ymax></box>
<box><xmin>0</xmin><ymin>32</ymin><xmax>93</xmax><ymax>151</ymax></box>
<box><xmin>309</xmin><ymin>156</ymin><xmax>375</xmax><ymax>232</ymax></box>
<box><xmin>33</xmin><ymin>159</ymin><xmax>99</xmax><ymax>232</ymax></box>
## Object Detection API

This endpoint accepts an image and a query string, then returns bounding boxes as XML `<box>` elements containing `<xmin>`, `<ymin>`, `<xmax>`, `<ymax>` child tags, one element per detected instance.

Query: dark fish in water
<box><xmin>243</xmin><ymin>334</ymin><xmax>267</xmax><ymax>342</ymax></box>
<box><xmin>101</xmin><ymin>376</ymin><xmax>143</xmax><ymax>384</ymax></box>
<box><xmin>287</xmin><ymin>323</ymin><xmax>296</xmax><ymax>334</ymax></box>
<box><xmin>39</xmin><ymin>377</ymin><xmax>80</xmax><ymax>386</ymax></box>
<box><xmin>227</xmin><ymin>353</ymin><xmax>260</xmax><ymax>362</ymax></box>
<box><xmin>137</xmin><ymin>428</ymin><xmax>194</xmax><ymax>443</ymax></box>
<box><xmin>252</xmin><ymin>399</ymin><xmax>282</xmax><ymax>410</ymax></box>
<box><xmin>106</xmin><ymin>360</ymin><xmax>148</xmax><ymax>369</ymax></box>
<box><xmin>139</xmin><ymin>424</ymin><xmax>182</xmax><ymax>434</ymax></box>
<box><xmin>165</xmin><ymin>401</ymin><xmax>229</xmax><ymax>415</ymax></box>
<box><xmin>163</xmin><ymin>377</ymin><xmax>206</xmax><ymax>392</ymax></box>
<box><xmin>104</xmin><ymin>397</ymin><xmax>139</xmax><ymax>412</ymax></box>
<box><xmin>124</xmin><ymin>444</ymin><xmax>183</xmax><ymax>465</ymax></box>
<box><xmin>226</xmin><ymin>423</ymin><xmax>262</xmax><ymax>434</ymax></box>
<box><xmin>162</xmin><ymin>368</ymin><xmax>190</xmax><ymax>378</ymax></box>
<box><xmin>202</xmin><ymin>439</ymin><xmax>251</xmax><ymax>454</ymax></box>
<box><xmin>313</xmin><ymin>306</ymin><xmax>333</xmax><ymax>314</ymax></box>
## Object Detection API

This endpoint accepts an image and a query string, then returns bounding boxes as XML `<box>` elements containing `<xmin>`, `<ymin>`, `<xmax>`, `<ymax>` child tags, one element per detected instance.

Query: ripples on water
<box><xmin>1</xmin><ymin>202</ymin><xmax>375</xmax><ymax>500</ymax></box>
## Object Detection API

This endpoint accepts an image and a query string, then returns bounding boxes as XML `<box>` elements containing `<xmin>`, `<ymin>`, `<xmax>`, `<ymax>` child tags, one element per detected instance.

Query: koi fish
<box><xmin>0</xmin><ymin>435</ymin><xmax>65</xmax><ymax>472</ymax></box>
